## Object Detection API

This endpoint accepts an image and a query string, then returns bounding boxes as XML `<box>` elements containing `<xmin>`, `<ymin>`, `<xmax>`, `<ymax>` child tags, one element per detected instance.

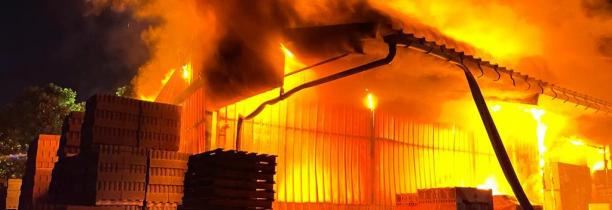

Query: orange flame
<box><xmin>370</xmin><ymin>0</ymin><xmax>542</xmax><ymax>63</ymax></box>
<box><xmin>280</xmin><ymin>43</ymin><xmax>305</xmax><ymax>74</ymax></box>
<box><xmin>181</xmin><ymin>62</ymin><xmax>193</xmax><ymax>84</ymax></box>
<box><xmin>365</xmin><ymin>92</ymin><xmax>377</xmax><ymax>111</ymax></box>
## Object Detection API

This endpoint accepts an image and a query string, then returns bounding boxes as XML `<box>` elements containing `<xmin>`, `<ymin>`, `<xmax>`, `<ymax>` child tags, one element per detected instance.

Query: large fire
<box><xmin>99</xmin><ymin>0</ymin><xmax>612</xmax><ymax>209</ymax></box>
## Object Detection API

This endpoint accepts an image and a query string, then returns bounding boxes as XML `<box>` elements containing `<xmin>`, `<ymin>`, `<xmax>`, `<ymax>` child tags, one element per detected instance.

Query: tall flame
<box><xmin>530</xmin><ymin>108</ymin><xmax>547</xmax><ymax>197</ymax></box>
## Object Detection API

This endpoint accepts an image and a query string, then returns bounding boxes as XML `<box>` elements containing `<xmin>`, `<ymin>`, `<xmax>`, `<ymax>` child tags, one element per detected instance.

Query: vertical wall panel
<box><xmin>184</xmin><ymin>88</ymin><xmax>542</xmax><ymax>210</ymax></box>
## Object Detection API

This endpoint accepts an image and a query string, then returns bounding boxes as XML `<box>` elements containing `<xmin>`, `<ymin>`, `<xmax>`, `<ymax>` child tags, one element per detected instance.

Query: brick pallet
<box><xmin>181</xmin><ymin>149</ymin><xmax>277</xmax><ymax>210</ymax></box>
<box><xmin>0</xmin><ymin>180</ymin><xmax>6</xmax><ymax>210</ymax></box>
<box><xmin>396</xmin><ymin>187</ymin><xmax>493</xmax><ymax>210</ymax></box>
<box><xmin>59</xmin><ymin>112</ymin><xmax>84</xmax><ymax>157</ymax></box>
<box><xmin>81</xmin><ymin>94</ymin><xmax>180</xmax><ymax>151</ymax></box>
<box><xmin>50</xmin><ymin>146</ymin><xmax>147</xmax><ymax>207</ymax></box>
<box><xmin>20</xmin><ymin>135</ymin><xmax>61</xmax><ymax>210</ymax></box>
<box><xmin>592</xmin><ymin>170</ymin><xmax>612</xmax><ymax>203</ymax></box>
<box><xmin>81</xmin><ymin>145</ymin><xmax>148</xmax><ymax>206</ymax></box>
<box><xmin>6</xmin><ymin>179</ymin><xmax>22</xmax><ymax>210</ymax></box>
<box><xmin>146</xmin><ymin>150</ymin><xmax>189</xmax><ymax>205</ymax></box>
<box><xmin>44</xmin><ymin>95</ymin><xmax>183</xmax><ymax>210</ymax></box>
<box><xmin>49</xmin><ymin>155</ymin><xmax>87</xmax><ymax>205</ymax></box>
<box><xmin>57</xmin><ymin>205</ymin><xmax>142</xmax><ymax>210</ymax></box>
<box><xmin>492</xmin><ymin>195</ymin><xmax>543</xmax><ymax>210</ymax></box>
<box><xmin>396</xmin><ymin>193</ymin><xmax>419</xmax><ymax>210</ymax></box>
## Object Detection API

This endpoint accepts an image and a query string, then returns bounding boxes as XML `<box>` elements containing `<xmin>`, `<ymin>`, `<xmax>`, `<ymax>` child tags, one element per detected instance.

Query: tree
<box><xmin>115</xmin><ymin>84</ymin><xmax>136</xmax><ymax>98</ymax></box>
<box><xmin>0</xmin><ymin>83</ymin><xmax>83</xmax><ymax>178</ymax></box>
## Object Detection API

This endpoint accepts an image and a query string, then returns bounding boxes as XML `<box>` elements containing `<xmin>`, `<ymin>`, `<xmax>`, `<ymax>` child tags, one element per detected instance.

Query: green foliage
<box><xmin>115</xmin><ymin>84</ymin><xmax>136</xmax><ymax>98</ymax></box>
<box><xmin>0</xmin><ymin>83</ymin><xmax>83</xmax><ymax>178</ymax></box>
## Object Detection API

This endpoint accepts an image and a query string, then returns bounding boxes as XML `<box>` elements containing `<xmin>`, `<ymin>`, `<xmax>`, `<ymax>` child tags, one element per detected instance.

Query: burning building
<box><xmin>28</xmin><ymin>0</ymin><xmax>611</xmax><ymax>210</ymax></box>
<box><xmin>142</xmin><ymin>19</ymin><xmax>611</xmax><ymax>210</ymax></box>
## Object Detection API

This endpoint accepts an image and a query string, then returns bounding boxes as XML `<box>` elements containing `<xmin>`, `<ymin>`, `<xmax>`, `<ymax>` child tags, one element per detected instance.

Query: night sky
<box><xmin>0</xmin><ymin>0</ymin><xmax>153</xmax><ymax>105</ymax></box>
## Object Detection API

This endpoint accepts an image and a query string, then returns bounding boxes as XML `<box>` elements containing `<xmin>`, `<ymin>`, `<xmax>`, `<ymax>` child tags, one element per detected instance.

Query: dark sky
<box><xmin>0</xmin><ymin>0</ymin><xmax>152</xmax><ymax>105</ymax></box>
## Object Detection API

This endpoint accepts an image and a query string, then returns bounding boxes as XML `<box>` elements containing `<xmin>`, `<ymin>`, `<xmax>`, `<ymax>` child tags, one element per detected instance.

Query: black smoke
<box><xmin>0</xmin><ymin>0</ymin><xmax>153</xmax><ymax>104</ymax></box>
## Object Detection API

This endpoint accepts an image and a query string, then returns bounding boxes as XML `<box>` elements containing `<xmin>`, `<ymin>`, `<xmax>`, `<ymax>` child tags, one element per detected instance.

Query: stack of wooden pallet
<box><xmin>181</xmin><ymin>149</ymin><xmax>277</xmax><ymax>210</ymax></box>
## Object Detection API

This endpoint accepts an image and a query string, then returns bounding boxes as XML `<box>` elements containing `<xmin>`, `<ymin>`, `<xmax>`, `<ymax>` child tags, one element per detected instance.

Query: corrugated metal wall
<box><xmin>179</xmin><ymin>87</ymin><xmax>208</xmax><ymax>154</ymax></box>
<box><xmin>208</xmin><ymin>94</ymin><xmax>521</xmax><ymax>210</ymax></box>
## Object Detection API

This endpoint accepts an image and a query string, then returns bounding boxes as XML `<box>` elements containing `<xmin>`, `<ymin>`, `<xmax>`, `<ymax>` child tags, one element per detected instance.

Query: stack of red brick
<box><xmin>147</xmin><ymin>150</ymin><xmax>189</xmax><ymax>210</ymax></box>
<box><xmin>45</xmin><ymin>94</ymin><xmax>186</xmax><ymax>210</ymax></box>
<box><xmin>19</xmin><ymin>134</ymin><xmax>61</xmax><ymax>210</ymax></box>
<box><xmin>592</xmin><ymin>170</ymin><xmax>612</xmax><ymax>205</ymax></box>
<box><xmin>181</xmin><ymin>149</ymin><xmax>277</xmax><ymax>210</ymax></box>
<box><xmin>396</xmin><ymin>187</ymin><xmax>493</xmax><ymax>210</ymax></box>
<box><xmin>0</xmin><ymin>180</ymin><xmax>6</xmax><ymax>210</ymax></box>
<box><xmin>81</xmin><ymin>95</ymin><xmax>180</xmax><ymax>150</ymax></box>
<box><xmin>491</xmin><ymin>195</ymin><xmax>543</xmax><ymax>210</ymax></box>
<box><xmin>58</xmin><ymin>112</ymin><xmax>84</xmax><ymax>158</ymax></box>
<box><xmin>7</xmin><ymin>179</ymin><xmax>22</xmax><ymax>210</ymax></box>
<box><xmin>396</xmin><ymin>188</ymin><xmax>545</xmax><ymax>210</ymax></box>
